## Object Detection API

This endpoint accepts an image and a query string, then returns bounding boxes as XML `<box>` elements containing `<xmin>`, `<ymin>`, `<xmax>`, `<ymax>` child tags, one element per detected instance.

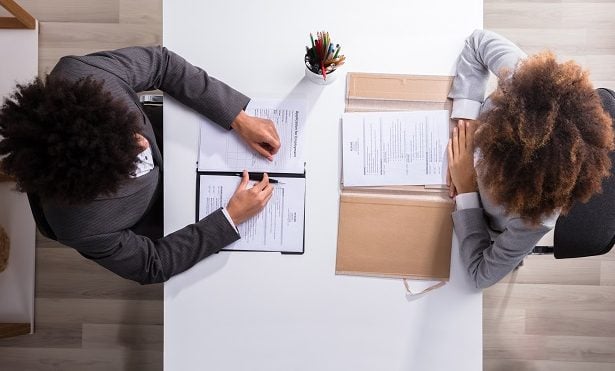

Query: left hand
<box><xmin>231</xmin><ymin>111</ymin><xmax>281</xmax><ymax>161</ymax></box>
<box><xmin>447</xmin><ymin>119</ymin><xmax>478</xmax><ymax>196</ymax></box>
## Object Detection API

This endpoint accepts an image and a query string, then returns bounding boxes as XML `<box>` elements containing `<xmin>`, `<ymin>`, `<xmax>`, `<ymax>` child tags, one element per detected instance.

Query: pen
<box><xmin>234</xmin><ymin>173</ymin><xmax>281</xmax><ymax>184</ymax></box>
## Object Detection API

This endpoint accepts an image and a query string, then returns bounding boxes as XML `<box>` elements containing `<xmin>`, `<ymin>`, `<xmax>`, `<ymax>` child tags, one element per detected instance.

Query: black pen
<box><xmin>235</xmin><ymin>172</ymin><xmax>281</xmax><ymax>184</ymax></box>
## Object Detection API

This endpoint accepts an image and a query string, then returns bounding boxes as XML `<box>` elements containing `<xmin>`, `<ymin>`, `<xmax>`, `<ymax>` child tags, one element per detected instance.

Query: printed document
<box><xmin>342</xmin><ymin>110</ymin><xmax>449</xmax><ymax>186</ymax></box>
<box><xmin>198</xmin><ymin>99</ymin><xmax>306</xmax><ymax>173</ymax></box>
<box><xmin>197</xmin><ymin>98</ymin><xmax>307</xmax><ymax>253</ymax></box>
<box><xmin>198</xmin><ymin>174</ymin><xmax>304</xmax><ymax>252</ymax></box>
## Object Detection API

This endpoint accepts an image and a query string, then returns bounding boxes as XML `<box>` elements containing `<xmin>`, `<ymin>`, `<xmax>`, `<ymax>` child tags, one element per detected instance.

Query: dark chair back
<box><xmin>553</xmin><ymin>88</ymin><xmax>615</xmax><ymax>258</ymax></box>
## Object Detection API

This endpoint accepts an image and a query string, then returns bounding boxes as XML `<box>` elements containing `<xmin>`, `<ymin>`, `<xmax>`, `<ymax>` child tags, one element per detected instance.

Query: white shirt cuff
<box><xmin>221</xmin><ymin>207</ymin><xmax>239</xmax><ymax>233</ymax></box>
<box><xmin>455</xmin><ymin>192</ymin><xmax>480</xmax><ymax>210</ymax></box>
<box><xmin>132</xmin><ymin>144</ymin><xmax>155</xmax><ymax>178</ymax></box>
<box><xmin>451</xmin><ymin>99</ymin><xmax>482</xmax><ymax>120</ymax></box>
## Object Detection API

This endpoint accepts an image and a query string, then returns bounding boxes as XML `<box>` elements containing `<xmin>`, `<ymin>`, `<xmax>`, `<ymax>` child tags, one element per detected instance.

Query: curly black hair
<box><xmin>0</xmin><ymin>75</ymin><xmax>143</xmax><ymax>204</ymax></box>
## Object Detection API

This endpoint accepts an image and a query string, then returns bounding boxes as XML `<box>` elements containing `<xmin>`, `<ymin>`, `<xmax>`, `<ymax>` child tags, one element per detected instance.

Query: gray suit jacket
<box><xmin>41</xmin><ymin>46</ymin><xmax>250</xmax><ymax>284</ymax></box>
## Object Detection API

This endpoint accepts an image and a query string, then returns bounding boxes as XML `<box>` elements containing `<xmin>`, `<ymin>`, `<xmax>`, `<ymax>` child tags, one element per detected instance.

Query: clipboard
<box><xmin>336</xmin><ymin>73</ymin><xmax>455</xmax><ymax>282</ymax></box>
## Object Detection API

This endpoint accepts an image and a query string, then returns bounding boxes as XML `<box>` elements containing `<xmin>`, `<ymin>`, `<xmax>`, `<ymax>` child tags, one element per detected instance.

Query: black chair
<box><xmin>534</xmin><ymin>88</ymin><xmax>615</xmax><ymax>259</ymax></box>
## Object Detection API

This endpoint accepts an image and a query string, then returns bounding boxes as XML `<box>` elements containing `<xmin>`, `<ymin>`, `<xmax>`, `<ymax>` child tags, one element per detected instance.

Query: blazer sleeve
<box><xmin>59</xmin><ymin>45</ymin><xmax>250</xmax><ymax>130</ymax></box>
<box><xmin>68</xmin><ymin>208</ymin><xmax>240</xmax><ymax>284</ymax></box>
<box><xmin>448</xmin><ymin>29</ymin><xmax>527</xmax><ymax>120</ymax></box>
<box><xmin>452</xmin><ymin>208</ymin><xmax>552</xmax><ymax>289</ymax></box>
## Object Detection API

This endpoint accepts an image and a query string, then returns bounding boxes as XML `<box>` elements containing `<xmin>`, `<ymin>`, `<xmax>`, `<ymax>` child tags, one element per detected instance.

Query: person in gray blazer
<box><xmin>0</xmin><ymin>46</ymin><xmax>281</xmax><ymax>284</ymax></box>
<box><xmin>446</xmin><ymin>30</ymin><xmax>615</xmax><ymax>289</ymax></box>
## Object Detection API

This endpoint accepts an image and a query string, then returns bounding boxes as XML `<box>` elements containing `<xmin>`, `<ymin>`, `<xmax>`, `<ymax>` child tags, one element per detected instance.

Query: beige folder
<box><xmin>336</xmin><ymin>73</ymin><xmax>455</xmax><ymax>281</ymax></box>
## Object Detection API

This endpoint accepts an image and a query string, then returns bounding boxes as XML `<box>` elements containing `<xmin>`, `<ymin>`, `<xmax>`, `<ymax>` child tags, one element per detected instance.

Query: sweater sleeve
<box><xmin>448</xmin><ymin>29</ymin><xmax>527</xmax><ymax>120</ymax></box>
<box><xmin>452</xmin><ymin>208</ymin><xmax>552</xmax><ymax>289</ymax></box>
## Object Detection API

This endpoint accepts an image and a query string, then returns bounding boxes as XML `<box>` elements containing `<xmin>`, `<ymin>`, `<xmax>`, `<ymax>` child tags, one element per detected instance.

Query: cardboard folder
<box><xmin>336</xmin><ymin>73</ymin><xmax>455</xmax><ymax>281</ymax></box>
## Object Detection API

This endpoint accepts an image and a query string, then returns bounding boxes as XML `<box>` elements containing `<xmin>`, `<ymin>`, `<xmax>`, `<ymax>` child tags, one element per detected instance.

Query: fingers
<box><xmin>452</xmin><ymin>126</ymin><xmax>459</xmax><ymax>156</ymax></box>
<box><xmin>466</xmin><ymin>120</ymin><xmax>475</xmax><ymax>149</ymax></box>
<box><xmin>251</xmin><ymin>143</ymin><xmax>275</xmax><ymax>161</ymax></box>
<box><xmin>252</xmin><ymin>172</ymin><xmax>271</xmax><ymax>191</ymax></box>
<box><xmin>267</xmin><ymin>136</ymin><xmax>281</xmax><ymax>155</ymax></box>
<box><xmin>446</xmin><ymin>167</ymin><xmax>456</xmax><ymax>198</ymax></box>
<box><xmin>458</xmin><ymin>120</ymin><xmax>467</xmax><ymax>151</ymax></box>
<box><xmin>238</xmin><ymin>170</ymin><xmax>249</xmax><ymax>189</ymax></box>
<box><xmin>263</xmin><ymin>187</ymin><xmax>274</xmax><ymax>204</ymax></box>
<box><xmin>260</xmin><ymin>121</ymin><xmax>281</xmax><ymax>155</ymax></box>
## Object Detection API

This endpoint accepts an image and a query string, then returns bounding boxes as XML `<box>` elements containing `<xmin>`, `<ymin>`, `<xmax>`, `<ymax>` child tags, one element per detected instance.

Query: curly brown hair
<box><xmin>0</xmin><ymin>76</ymin><xmax>143</xmax><ymax>204</ymax></box>
<box><xmin>475</xmin><ymin>52</ymin><xmax>614</xmax><ymax>224</ymax></box>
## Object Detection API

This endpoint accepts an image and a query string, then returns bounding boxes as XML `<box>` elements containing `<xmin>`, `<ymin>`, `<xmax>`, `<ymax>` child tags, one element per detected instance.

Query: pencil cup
<box><xmin>305</xmin><ymin>64</ymin><xmax>337</xmax><ymax>85</ymax></box>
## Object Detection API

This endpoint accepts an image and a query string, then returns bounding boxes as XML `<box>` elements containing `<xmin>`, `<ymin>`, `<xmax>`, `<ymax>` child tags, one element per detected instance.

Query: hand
<box><xmin>446</xmin><ymin>168</ymin><xmax>457</xmax><ymax>198</ymax></box>
<box><xmin>231</xmin><ymin>111</ymin><xmax>281</xmax><ymax>161</ymax></box>
<box><xmin>226</xmin><ymin>170</ymin><xmax>274</xmax><ymax>225</ymax></box>
<box><xmin>447</xmin><ymin>119</ymin><xmax>478</xmax><ymax>196</ymax></box>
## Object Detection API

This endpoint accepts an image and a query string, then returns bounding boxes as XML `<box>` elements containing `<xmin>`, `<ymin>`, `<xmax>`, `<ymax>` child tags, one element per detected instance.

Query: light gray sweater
<box><xmin>448</xmin><ymin>30</ymin><xmax>559</xmax><ymax>289</ymax></box>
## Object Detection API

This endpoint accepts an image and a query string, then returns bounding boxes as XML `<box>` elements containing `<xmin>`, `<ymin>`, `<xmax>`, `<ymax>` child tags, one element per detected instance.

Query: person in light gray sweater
<box><xmin>446</xmin><ymin>30</ymin><xmax>615</xmax><ymax>288</ymax></box>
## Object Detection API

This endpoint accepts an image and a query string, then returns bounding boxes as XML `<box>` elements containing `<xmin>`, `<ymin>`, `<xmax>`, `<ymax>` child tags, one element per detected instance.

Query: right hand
<box><xmin>226</xmin><ymin>170</ymin><xmax>274</xmax><ymax>225</ymax></box>
<box><xmin>447</xmin><ymin>119</ymin><xmax>478</xmax><ymax>196</ymax></box>
<box><xmin>231</xmin><ymin>111</ymin><xmax>281</xmax><ymax>161</ymax></box>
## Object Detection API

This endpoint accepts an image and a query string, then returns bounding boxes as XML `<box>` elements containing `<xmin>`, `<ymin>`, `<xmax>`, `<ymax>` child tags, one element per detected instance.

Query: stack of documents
<box><xmin>342</xmin><ymin>110</ymin><xmax>449</xmax><ymax>187</ymax></box>
<box><xmin>197</xmin><ymin>99</ymin><xmax>307</xmax><ymax>253</ymax></box>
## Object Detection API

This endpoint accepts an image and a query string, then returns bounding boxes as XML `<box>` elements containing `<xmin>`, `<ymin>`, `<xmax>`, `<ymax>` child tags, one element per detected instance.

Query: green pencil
<box><xmin>333</xmin><ymin>44</ymin><xmax>340</xmax><ymax>59</ymax></box>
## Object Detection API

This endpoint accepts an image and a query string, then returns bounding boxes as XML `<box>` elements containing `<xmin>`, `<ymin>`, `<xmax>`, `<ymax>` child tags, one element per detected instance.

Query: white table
<box><xmin>163</xmin><ymin>2</ymin><xmax>483</xmax><ymax>370</ymax></box>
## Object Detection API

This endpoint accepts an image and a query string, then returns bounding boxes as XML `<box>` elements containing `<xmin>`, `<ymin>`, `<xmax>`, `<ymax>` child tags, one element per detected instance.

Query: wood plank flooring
<box><xmin>0</xmin><ymin>1</ymin><xmax>163</xmax><ymax>370</ymax></box>
<box><xmin>484</xmin><ymin>2</ymin><xmax>615</xmax><ymax>369</ymax></box>
<box><xmin>0</xmin><ymin>1</ymin><xmax>614</xmax><ymax>370</ymax></box>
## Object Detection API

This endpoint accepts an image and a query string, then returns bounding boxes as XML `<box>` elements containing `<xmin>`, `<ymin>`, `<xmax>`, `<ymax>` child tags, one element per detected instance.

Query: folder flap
<box><xmin>336</xmin><ymin>193</ymin><xmax>453</xmax><ymax>281</ymax></box>
<box><xmin>341</xmin><ymin>185</ymin><xmax>449</xmax><ymax>195</ymax></box>
<box><xmin>341</xmin><ymin>191</ymin><xmax>452</xmax><ymax>206</ymax></box>
<box><xmin>346</xmin><ymin>72</ymin><xmax>453</xmax><ymax>103</ymax></box>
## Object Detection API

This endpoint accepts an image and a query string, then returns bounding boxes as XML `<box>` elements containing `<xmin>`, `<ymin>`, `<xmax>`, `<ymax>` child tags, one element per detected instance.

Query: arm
<box><xmin>56</xmin><ymin>46</ymin><xmax>280</xmax><ymax>158</ymax></box>
<box><xmin>66</xmin><ymin>172</ymin><xmax>274</xmax><ymax>284</ymax></box>
<box><xmin>447</xmin><ymin>120</ymin><xmax>552</xmax><ymax>288</ymax></box>
<box><xmin>66</xmin><ymin>45</ymin><xmax>250</xmax><ymax>129</ymax></box>
<box><xmin>452</xmin><ymin>207</ymin><xmax>551</xmax><ymax>289</ymax></box>
<box><xmin>449</xmin><ymin>29</ymin><xmax>527</xmax><ymax>120</ymax></box>
<box><xmin>70</xmin><ymin>208</ymin><xmax>239</xmax><ymax>284</ymax></box>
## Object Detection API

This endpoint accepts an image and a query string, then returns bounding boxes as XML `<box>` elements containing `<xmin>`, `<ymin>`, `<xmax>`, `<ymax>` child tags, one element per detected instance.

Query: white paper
<box><xmin>198</xmin><ymin>174</ymin><xmax>304</xmax><ymax>252</ymax></box>
<box><xmin>342</xmin><ymin>110</ymin><xmax>449</xmax><ymax>186</ymax></box>
<box><xmin>198</xmin><ymin>99</ymin><xmax>307</xmax><ymax>173</ymax></box>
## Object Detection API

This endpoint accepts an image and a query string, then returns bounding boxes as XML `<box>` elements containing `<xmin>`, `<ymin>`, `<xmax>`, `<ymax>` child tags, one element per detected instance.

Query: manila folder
<box><xmin>336</xmin><ymin>191</ymin><xmax>453</xmax><ymax>281</ymax></box>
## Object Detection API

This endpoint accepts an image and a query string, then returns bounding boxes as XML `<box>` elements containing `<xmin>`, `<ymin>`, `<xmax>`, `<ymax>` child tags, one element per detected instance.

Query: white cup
<box><xmin>304</xmin><ymin>64</ymin><xmax>337</xmax><ymax>85</ymax></box>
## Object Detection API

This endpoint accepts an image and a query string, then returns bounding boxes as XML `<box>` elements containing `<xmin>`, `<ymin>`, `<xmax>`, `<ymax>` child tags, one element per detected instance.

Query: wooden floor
<box><xmin>0</xmin><ymin>1</ymin><xmax>164</xmax><ymax>370</ymax></box>
<box><xmin>484</xmin><ymin>2</ymin><xmax>615</xmax><ymax>369</ymax></box>
<box><xmin>0</xmin><ymin>1</ymin><xmax>614</xmax><ymax>370</ymax></box>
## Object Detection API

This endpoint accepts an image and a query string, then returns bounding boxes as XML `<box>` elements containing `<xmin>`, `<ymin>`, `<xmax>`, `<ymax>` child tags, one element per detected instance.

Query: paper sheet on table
<box><xmin>342</xmin><ymin>110</ymin><xmax>449</xmax><ymax>186</ymax></box>
<box><xmin>198</xmin><ymin>99</ymin><xmax>306</xmax><ymax>173</ymax></box>
<box><xmin>198</xmin><ymin>174</ymin><xmax>305</xmax><ymax>252</ymax></box>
